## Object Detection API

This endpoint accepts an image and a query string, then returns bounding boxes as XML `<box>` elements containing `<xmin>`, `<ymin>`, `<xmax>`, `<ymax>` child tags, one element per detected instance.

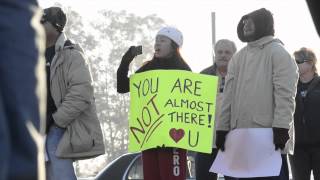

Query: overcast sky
<box><xmin>39</xmin><ymin>0</ymin><xmax>320</xmax><ymax>72</ymax></box>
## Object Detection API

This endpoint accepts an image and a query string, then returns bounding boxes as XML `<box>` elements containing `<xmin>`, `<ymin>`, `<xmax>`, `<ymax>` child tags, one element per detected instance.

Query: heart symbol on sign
<box><xmin>169</xmin><ymin>128</ymin><xmax>185</xmax><ymax>143</ymax></box>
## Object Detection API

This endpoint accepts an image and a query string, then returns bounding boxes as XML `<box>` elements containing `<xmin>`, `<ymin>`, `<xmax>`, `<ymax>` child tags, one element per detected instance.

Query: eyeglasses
<box><xmin>295</xmin><ymin>58</ymin><xmax>311</xmax><ymax>64</ymax></box>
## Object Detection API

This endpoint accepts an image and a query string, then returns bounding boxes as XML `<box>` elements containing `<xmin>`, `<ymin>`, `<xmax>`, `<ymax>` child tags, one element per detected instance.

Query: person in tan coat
<box><xmin>215</xmin><ymin>8</ymin><xmax>298</xmax><ymax>179</ymax></box>
<box><xmin>41</xmin><ymin>7</ymin><xmax>105</xmax><ymax>180</ymax></box>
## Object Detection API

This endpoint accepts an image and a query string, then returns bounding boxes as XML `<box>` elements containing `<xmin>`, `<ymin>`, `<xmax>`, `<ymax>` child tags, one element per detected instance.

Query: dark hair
<box><xmin>237</xmin><ymin>8</ymin><xmax>274</xmax><ymax>42</ymax></box>
<box><xmin>170</xmin><ymin>40</ymin><xmax>191</xmax><ymax>70</ymax></box>
<box><xmin>294</xmin><ymin>47</ymin><xmax>317</xmax><ymax>73</ymax></box>
<box><xmin>171</xmin><ymin>40</ymin><xmax>182</xmax><ymax>59</ymax></box>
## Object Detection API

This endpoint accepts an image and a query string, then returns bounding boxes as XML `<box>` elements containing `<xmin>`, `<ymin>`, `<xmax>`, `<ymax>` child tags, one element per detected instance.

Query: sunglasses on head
<box><xmin>295</xmin><ymin>58</ymin><xmax>311</xmax><ymax>64</ymax></box>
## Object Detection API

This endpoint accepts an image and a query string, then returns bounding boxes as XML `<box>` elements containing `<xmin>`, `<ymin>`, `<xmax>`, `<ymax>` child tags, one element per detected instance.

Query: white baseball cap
<box><xmin>156</xmin><ymin>26</ymin><xmax>183</xmax><ymax>47</ymax></box>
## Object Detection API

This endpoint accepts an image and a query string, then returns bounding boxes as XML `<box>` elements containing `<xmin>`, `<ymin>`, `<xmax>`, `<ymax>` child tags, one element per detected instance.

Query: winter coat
<box><xmin>293</xmin><ymin>75</ymin><xmax>320</xmax><ymax>147</ymax></box>
<box><xmin>216</xmin><ymin>36</ymin><xmax>299</xmax><ymax>131</ymax></box>
<box><xmin>50</xmin><ymin>33</ymin><xmax>105</xmax><ymax>159</ymax></box>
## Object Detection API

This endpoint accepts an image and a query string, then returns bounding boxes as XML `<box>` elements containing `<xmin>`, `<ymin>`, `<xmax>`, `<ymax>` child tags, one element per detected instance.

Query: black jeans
<box><xmin>289</xmin><ymin>146</ymin><xmax>320</xmax><ymax>180</ymax></box>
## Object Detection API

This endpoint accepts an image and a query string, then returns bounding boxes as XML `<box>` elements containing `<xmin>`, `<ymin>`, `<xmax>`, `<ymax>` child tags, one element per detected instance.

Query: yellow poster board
<box><xmin>129</xmin><ymin>70</ymin><xmax>218</xmax><ymax>153</ymax></box>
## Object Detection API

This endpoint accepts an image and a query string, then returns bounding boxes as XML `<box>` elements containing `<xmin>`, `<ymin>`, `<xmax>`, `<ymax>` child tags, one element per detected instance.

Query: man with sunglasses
<box><xmin>41</xmin><ymin>7</ymin><xmax>105</xmax><ymax>180</ymax></box>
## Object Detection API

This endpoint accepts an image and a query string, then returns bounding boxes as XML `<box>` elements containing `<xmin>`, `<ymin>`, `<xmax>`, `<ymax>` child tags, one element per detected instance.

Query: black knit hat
<box><xmin>237</xmin><ymin>8</ymin><xmax>274</xmax><ymax>42</ymax></box>
<box><xmin>41</xmin><ymin>7</ymin><xmax>67</xmax><ymax>32</ymax></box>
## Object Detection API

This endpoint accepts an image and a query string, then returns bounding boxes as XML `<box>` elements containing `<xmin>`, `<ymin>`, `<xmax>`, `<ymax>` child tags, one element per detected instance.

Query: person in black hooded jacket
<box><xmin>117</xmin><ymin>26</ymin><xmax>191</xmax><ymax>180</ymax></box>
<box><xmin>289</xmin><ymin>47</ymin><xmax>320</xmax><ymax>180</ymax></box>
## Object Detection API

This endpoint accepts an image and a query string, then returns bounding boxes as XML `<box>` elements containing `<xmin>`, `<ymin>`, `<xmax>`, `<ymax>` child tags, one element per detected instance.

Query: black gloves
<box><xmin>117</xmin><ymin>46</ymin><xmax>139</xmax><ymax>93</ymax></box>
<box><xmin>273</xmin><ymin>127</ymin><xmax>289</xmax><ymax>150</ymax></box>
<box><xmin>216</xmin><ymin>130</ymin><xmax>229</xmax><ymax>152</ymax></box>
<box><xmin>121</xmin><ymin>46</ymin><xmax>137</xmax><ymax>65</ymax></box>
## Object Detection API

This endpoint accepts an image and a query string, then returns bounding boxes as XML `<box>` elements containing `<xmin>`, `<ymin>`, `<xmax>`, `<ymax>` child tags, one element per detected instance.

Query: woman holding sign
<box><xmin>117</xmin><ymin>26</ymin><xmax>191</xmax><ymax>180</ymax></box>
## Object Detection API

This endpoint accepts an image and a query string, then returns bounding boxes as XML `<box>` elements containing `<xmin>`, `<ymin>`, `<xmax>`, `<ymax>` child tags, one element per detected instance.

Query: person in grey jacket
<box><xmin>195</xmin><ymin>39</ymin><xmax>237</xmax><ymax>180</ymax></box>
<box><xmin>41</xmin><ymin>7</ymin><xmax>105</xmax><ymax>180</ymax></box>
<box><xmin>215</xmin><ymin>8</ymin><xmax>298</xmax><ymax>179</ymax></box>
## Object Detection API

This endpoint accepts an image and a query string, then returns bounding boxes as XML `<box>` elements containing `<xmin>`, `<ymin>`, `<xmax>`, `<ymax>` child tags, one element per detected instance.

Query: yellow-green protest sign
<box><xmin>129</xmin><ymin>70</ymin><xmax>218</xmax><ymax>153</ymax></box>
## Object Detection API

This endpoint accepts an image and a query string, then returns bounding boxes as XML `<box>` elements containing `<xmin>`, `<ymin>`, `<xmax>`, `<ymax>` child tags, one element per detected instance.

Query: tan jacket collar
<box><xmin>55</xmin><ymin>33</ymin><xmax>67</xmax><ymax>53</ymax></box>
<box><xmin>248</xmin><ymin>35</ymin><xmax>282</xmax><ymax>49</ymax></box>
